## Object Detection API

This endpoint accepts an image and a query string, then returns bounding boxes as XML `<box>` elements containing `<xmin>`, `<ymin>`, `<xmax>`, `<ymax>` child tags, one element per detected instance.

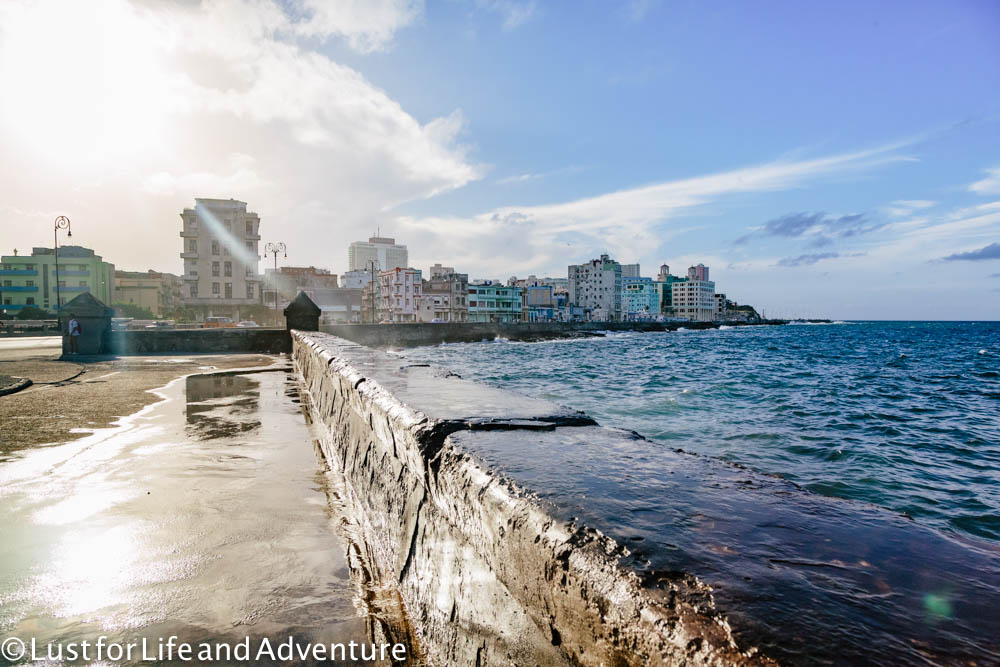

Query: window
<box><xmin>246</xmin><ymin>284</ymin><xmax>254</xmax><ymax>299</ymax></box>
<box><xmin>223</xmin><ymin>246</ymin><xmax>230</xmax><ymax>256</ymax></box>
<box><xmin>26</xmin><ymin>280</ymin><xmax>33</xmax><ymax>287</ymax></box>
<box><xmin>2</xmin><ymin>280</ymin><xmax>9</xmax><ymax>287</ymax></box>
<box><xmin>211</xmin><ymin>241</ymin><xmax>219</xmax><ymax>255</ymax></box>
<box><xmin>224</xmin><ymin>283</ymin><xmax>232</xmax><ymax>299</ymax></box>
<box><xmin>57</xmin><ymin>280</ymin><xmax>66</xmax><ymax>287</ymax></box>
<box><xmin>25</xmin><ymin>264</ymin><xmax>34</xmax><ymax>270</ymax></box>
<box><xmin>190</xmin><ymin>285</ymin><xmax>198</xmax><ymax>298</ymax></box>
<box><xmin>224</xmin><ymin>261</ymin><xmax>232</xmax><ymax>277</ymax></box>
<box><xmin>212</xmin><ymin>282</ymin><xmax>220</xmax><ymax>295</ymax></box>
<box><xmin>26</xmin><ymin>297</ymin><xmax>35</xmax><ymax>305</ymax></box>
<box><xmin>246</xmin><ymin>221</ymin><xmax>253</xmax><ymax>235</ymax></box>
<box><xmin>79</xmin><ymin>281</ymin><xmax>87</xmax><ymax>286</ymax></box>
<box><xmin>188</xmin><ymin>239</ymin><xmax>197</xmax><ymax>253</ymax></box>
<box><xmin>212</xmin><ymin>262</ymin><xmax>220</xmax><ymax>277</ymax></box>
<box><xmin>245</xmin><ymin>241</ymin><xmax>253</xmax><ymax>252</ymax></box>
<box><xmin>2</xmin><ymin>298</ymin><xmax>9</xmax><ymax>305</ymax></box>
<box><xmin>246</xmin><ymin>267</ymin><xmax>254</xmax><ymax>277</ymax></box>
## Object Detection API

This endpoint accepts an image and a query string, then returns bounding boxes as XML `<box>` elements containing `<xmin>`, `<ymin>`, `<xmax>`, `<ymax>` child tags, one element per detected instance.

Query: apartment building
<box><xmin>348</xmin><ymin>236</ymin><xmax>408</xmax><ymax>272</ymax></box>
<box><xmin>468</xmin><ymin>281</ymin><xmax>523</xmax><ymax>323</ymax></box>
<box><xmin>179</xmin><ymin>198</ymin><xmax>261</xmax><ymax>321</ymax></box>
<box><xmin>417</xmin><ymin>270</ymin><xmax>468</xmax><ymax>322</ymax></box>
<box><xmin>377</xmin><ymin>267</ymin><xmax>422</xmax><ymax>322</ymax></box>
<box><xmin>1</xmin><ymin>246</ymin><xmax>114</xmax><ymax>313</ymax></box>
<box><xmin>568</xmin><ymin>254</ymin><xmax>622</xmax><ymax>321</ymax></box>
<box><xmin>671</xmin><ymin>279</ymin><xmax>716</xmax><ymax>321</ymax></box>
<box><xmin>114</xmin><ymin>270</ymin><xmax>183</xmax><ymax>317</ymax></box>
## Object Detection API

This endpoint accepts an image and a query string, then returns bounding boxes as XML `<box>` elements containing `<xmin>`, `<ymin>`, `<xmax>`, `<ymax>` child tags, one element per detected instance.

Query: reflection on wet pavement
<box><xmin>0</xmin><ymin>370</ymin><xmax>408</xmax><ymax>665</ymax></box>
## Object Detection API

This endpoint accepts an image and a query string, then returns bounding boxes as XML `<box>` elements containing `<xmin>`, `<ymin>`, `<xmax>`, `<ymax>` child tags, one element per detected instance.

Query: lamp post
<box><xmin>263</xmin><ymin>241</ymin><xmax>286</xmax><ymax>324</ymax></box>
<box><xmin>53</xmin><ymin>216</ymin><xmax>72</xmax><ymax>312</ymax></box>
<box><xmin>366</xmin><ymin>260</ymin><xmax>378</xmax><ymax>324</ymax></box>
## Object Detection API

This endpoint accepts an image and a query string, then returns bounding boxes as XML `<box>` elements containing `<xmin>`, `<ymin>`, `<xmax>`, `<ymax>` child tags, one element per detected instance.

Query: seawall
<box><xmin>106</xmin><ymin>328</ymin><xmax>291</xmax><ymax>355</ymax></box>
<box><xmin>291</xmin><ymin>330</ymin><xmax>766</xmax><ymax>666</ymax></box>
<box><xmin>321</xmin><ymin>321</ymin><xmax>780</xmax><ymax>349</ymax></box>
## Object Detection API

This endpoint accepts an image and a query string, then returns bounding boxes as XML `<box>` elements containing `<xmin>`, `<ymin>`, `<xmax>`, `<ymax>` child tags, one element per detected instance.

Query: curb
<box><xmin>0</xmin><ymin>377</ymin><xmax>32</xmax><ymax>397</ymax></box>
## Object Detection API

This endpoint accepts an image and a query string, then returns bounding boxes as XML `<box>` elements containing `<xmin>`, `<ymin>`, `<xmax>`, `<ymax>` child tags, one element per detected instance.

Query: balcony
<box><xmin>61</xmin><ymin>286</ymin><xmax>91</xmax><ymax>292</ymax></box>
<box><xmin>245</xmin><ymin>233</ymin><xmax>261</xmax><ymax>241</ymax></box>
<box><xmin>0</xmin><ymin>286</ymin><xmax>39</xmax><ymax>292</ymax></box>
<box><xmin>180</xmin><ymin>252</ymin><xmax>199</xmax><ymax>259</ymax></box>
<box><xmin>180</xmin><ymin>229</ymin><xmax>199</xmax><ymax>238</ymax></box>
<box><xmin>0</xmin><ymin>269</ymin><xmax>38</xmax><ymax>276</ymax></box>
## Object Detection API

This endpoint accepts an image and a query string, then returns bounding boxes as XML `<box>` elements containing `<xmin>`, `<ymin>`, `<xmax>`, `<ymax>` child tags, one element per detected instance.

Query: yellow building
<box><xmin>114</xmin><ymin>270</ymin><xmax>183</xmax><ymax>317</ymax></box>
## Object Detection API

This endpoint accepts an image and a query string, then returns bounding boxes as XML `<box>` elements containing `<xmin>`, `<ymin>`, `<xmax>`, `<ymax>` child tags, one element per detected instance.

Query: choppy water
<box><xmin>405</xmin><ymin>321</ymin><xmax>1000</xmax><ymax>543</ymax></box>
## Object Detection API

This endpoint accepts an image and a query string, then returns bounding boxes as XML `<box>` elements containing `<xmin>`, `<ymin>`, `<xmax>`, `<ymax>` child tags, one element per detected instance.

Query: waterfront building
<box><xmin>568</xmin><ymin>254</ymin><xmax>622</xmax><ymax>321</ymax></box>
<box><xmin>623</xmin><ymin>278</ymin><xmax>660</xmax><ymax>320</ymax></box>
<box><xmin>468</xmin><ymin>281</ymin><xmax>523</xmax><ymax>323</ymax></box>
<box><xmin>524</xmin><ymin>283</ymin><xmax>556</xmax><ymax>322</ymax></box>
<box><xmin>340</xmin><ymin>269</ymin><xmax>373</xmax><ymax>289</ymax></box>
<box><xmin>311</xmin><ymin>288</ymin><xmax>363</xmax><ymax>324</ymax></box>
<box><xmin>417</xmin><ymin>270</ymin><xmax>468</xmax><ymax>323</ymax></box>
<box><xmin>1</xmin><ymin>246</ymin><xmax>114</xmax><ymax>314</ymax></box>
<box><xmin>114</xmin><ymin>270</ymin><xmax>184</xmax><ymax>317</ymax></box>
<box><xmin>348</xmin><ymin>236</ymin><xmax>408</xmax><ymax>272</ymax></box>
<box><xmin>687</xmin><ymin>264</ymin><xmax>710</xmax><ymax>281</ymax></box>
<box><xmin>671</xmin><ymin>278</ymin><xmax>716</xmax><ymax>321</ymax></box>
<box><xmin>179</xmin><ymin>198</ymin><xmax>261</xmax><ymax>321</ymax></box>
<box><xmin>714</xmin><ymin>293</ymin><xmax>728</xmax><ymax>320</ymax></box>
<box><xmin>264</xmin><ymin>265</ymin><xmax>339</xmax><ymax>309</ymax></box>
<box><xmin>377</xmin><ymin>267</ymin><xmax>422</xmax><ymax>322</ymax></box>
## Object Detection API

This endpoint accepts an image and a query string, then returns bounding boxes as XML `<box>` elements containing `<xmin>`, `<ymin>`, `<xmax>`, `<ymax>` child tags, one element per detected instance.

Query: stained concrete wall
<box><xmin>108</xmin><ymin>328</ymin><xmax>291</xmax><ymax>355</ymax></box>
<box><xmin>292</xmin><ymin>331</ymin><xmax>767</xmax><ymax>666</ymax></box>
<box><xmin>320</xmin><ymin>321</ymin><xmax>774</xmax><ymax>349</ymax></box>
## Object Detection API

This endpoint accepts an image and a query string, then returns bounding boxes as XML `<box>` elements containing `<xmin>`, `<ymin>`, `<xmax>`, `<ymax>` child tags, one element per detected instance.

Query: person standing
<box><xmin>67</xmin><ymin>313</ymin><xmax>82</xmax><ymax>354</ymax></box>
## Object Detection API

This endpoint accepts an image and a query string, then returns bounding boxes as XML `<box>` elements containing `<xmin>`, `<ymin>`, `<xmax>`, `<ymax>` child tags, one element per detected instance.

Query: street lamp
<box><xmin>53</xmin><ymin>216</ymin><xmax>71</xmax><ymax>312</ymax></box>
<box><xmin>263</xmin><ymin>241</ymin><xmax>286</xmax><ymax>322</ymax></box>
<box><xmin>366</xmin><ymin>259</ymin><xmax>378</xmax><ymax>324</ymax></box>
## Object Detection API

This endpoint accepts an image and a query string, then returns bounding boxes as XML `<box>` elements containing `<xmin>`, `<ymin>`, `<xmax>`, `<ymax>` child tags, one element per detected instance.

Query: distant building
<box><xmin>114</xmin><ymin>270</ymin><xmax>183</xmax><ymax>317</ymax></box>
<box><xmin>523</xmin><ymin>284</ymin><xmax>555</xmax><ymax>322</ymax></box>
<box><xmin>348</xmin><ymin>236</ymin><xmax>408</xmax><ymax>272</ymax></box>
<box><xmin>657</xmin><ymin>263</ymin><xmax>670</xmax><ymax>281</ymax></box>
<box><xmin>179</xmin><ymin>198</ymin><xmax>261</xmax><ymax>321</ymax></box>
<box><xmin>568</xmin><ymin>254</ymin><xmax>622</xmax><ymax>321</ymax></box>
<box><xmin>671</xmin><ymin>279</ymin><xmax>716</xmax><ymax>321</ymax></box>
<box><xmin>264</xmin><ymin>265</ymin><xmax>339</xmax><ymax>309</ymax></box>
<box><xmin>377</xmin><ymin>267</ymin><xmax>421</xmax><ymax>322</ymax></box>
<box><xmin>340</xmin><ymin>269</ymin><xmax>373</xmax><ymax>289</ymax></box>
<box><xmin>310</xmin><ymin>288</ymin><xmax>363</xmax><ymax>324</ymax></box>
<box><xmin>623</xmin><ymin>278</ymin><xmax>659</xmax><ymax>320</ymax></box>
<box><xmin>687</xmin><ymin>264</ymin><xmax>709</xmax><ymax>281</ymax></box>
<box><xmin>714</xmin><ymin>293</ymin><xmax>728</xmax><ymax>320</ymax></box>
<box><xmin>1</xmin><ymin>246</ymin><xmax>114</xmax><ymax>313</ymax></box>
<box><xmin>468</xmin><ymin>282</ymin><xmax>523</xmax><ymax>323</ymax></box>
<box><xmin>621</xmin><ymin>263</ymin><xmax>640</xmax><ymax>279</ymax></box>
<box><xmin>418</xmin><ymin>270</ymin><xmax>468</xmax><ymax>322</ymax></box>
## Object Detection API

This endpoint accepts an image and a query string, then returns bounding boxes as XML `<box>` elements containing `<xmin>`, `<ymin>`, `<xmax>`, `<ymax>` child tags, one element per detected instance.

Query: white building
<box><xmin>348</xmin><ymin>236</ymin><xmax>408</xmax><ymax>272</ymax></box>
<box><xmin>428</xmin><ymin>263</ymin><xmax>455</xmax><ymax>279</ymax></box>
<box><xmin>621</xmin><ymin>263</ymin><xmax>641</xmax><ymax>279</ymax></box>
<box><xmin>671</xmin><ymin>279</ymin><xmax>716</xmax><ymax>321</ymax></box>
<box><xmin>341</xmin><ymin>269</ymin><xmax>373</xmax><ymax>289</ymax></box>
<box><xmin>568</xmin><ymin>254</ymin><xmax>622</xmax><ymax>321</ymax></box>
<box><xmin>179</xmin><ymin>198</ymin><xmax>261</xmax><ymax>320</ymax></box>
<box><xmin>378</xmin><ymin>267</ymin><xmax>421</xmax><ymax>322</ymax></box>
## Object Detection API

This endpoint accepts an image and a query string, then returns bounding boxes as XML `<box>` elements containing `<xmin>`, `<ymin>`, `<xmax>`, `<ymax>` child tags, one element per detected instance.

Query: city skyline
<box><xmin>1</xmin><ymin>1</ymin><xmax>998</xmax><ymax>320</ymax></box>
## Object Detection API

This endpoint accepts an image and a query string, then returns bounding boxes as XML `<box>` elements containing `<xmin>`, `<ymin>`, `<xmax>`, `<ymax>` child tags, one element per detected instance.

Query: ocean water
<box><xmin>405</xmin><ymin>321</ymin><xmax>1000</xmax><ymax>543</ymax></box>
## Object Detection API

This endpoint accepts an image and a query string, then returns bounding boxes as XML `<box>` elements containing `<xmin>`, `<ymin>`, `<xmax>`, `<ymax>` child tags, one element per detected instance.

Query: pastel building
<box><xmin>568</xmin><ymin>254</ymin><xmax>623</xmax><ymax>321</ymax></box>
<box><xmin>671</xmin><ymin>279</ymin><xmax>716</xmax><ymax>321</ymax></box>
<box><xmin>468</xmin><ymin>281</ymin><xmax>523</xmax><ymax>323</ymax></box>
<box><xmin>1</xmin><ymin>246</ymin><xmax>115</xmax><ymax>313</ymax></box>
<box><xmin>417</xmin><ymin>270</ymin><xmax>468</xmax><ymax>323</ymax></box>
<box><xmin>378</xmin><ymin>267</ymin><xmax>422</xmax><ymax>322</ymax></box>
<box><xmin>623</xmin><ymin>277</ymin><xmax>659</xmax><ymax>320</ymax></box>
<box><xmin>114</xmin><ymin>270</ymin><xmax>183</xmax><ymax>317</ymax></box>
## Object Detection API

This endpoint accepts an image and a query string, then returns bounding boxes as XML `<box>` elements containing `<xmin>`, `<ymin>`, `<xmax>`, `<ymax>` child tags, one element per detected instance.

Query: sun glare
<box><xmin>0</xmin><ymin>0</ymin><xmax>172</xmax><ymax>167</ymax></box>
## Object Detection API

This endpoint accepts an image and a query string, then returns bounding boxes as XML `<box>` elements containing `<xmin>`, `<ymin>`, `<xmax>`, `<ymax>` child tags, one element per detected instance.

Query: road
<box><xmin>0</xmin><ymin>335</ymin><xmax>61</xmax><ymax>359</ymax></box>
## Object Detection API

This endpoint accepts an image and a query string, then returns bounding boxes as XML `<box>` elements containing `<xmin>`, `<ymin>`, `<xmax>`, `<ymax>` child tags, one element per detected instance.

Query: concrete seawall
<box><xmin>107</xmin><ymin>328</ymin><xmax>291</xmax><ymax>355</ymax></box>
<box><xmin>291</xmin><ymin>330</ymin><xmax>766</xmax><ymax>666</ymax></box>
<box><xmin>321</xmin><ymin>321</ymin><xmax>779</xmax><ymax>349</ymax></box>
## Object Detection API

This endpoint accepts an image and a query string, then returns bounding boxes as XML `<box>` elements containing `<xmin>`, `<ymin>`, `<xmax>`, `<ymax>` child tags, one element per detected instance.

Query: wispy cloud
<box><xmin>941</xmin><ymin>242</ymin><xmax>1000</xmax><ymax>261</ymax></box>
<box><xmin>969</xmin><ymin>167</ymin><xmax>1000</xmax><ymax>196</ymax></box>
<box><xmin>475</xmin><ymin>0</ymin><xmax>538</xmax><ymax>30</ymax></box>
<box><xmin>776</xmin><ymin>252</ymin><xmax>841</xmax><ymax>267</ymax></box>
<box><xmin>735</xmin><ymin>211</ymin><xmax>882</xmax><ymax>245</ymax></box>
<box><xmin>398</xmin><ymin>140</ymin><xmax>917</xmax><ymax>276</ymax></box>
<box><xmin>292</xmin><ymin>0</ymin><xmax>423</xmax><ymax>53</ymax></box>
<box><xmin>884</xmin><ymin>199</ymin><xmax>936</xmax><ymax>217</ymax></box>
<box><xmin>625</xmin><ymin>0</ymin><xmax>661</xmax><ymax>22</ymax></box>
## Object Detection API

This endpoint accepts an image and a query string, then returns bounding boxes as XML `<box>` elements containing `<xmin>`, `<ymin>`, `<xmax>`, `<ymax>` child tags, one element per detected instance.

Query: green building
<box><xmin>1</xmin><ymin>246</ymin><xmax>115</xmax><ymax>315</ymax></box>
<box><xmin>468</xmin><ymin>282</ymin><xmax>523</xmax><ymax>322</ymax></box>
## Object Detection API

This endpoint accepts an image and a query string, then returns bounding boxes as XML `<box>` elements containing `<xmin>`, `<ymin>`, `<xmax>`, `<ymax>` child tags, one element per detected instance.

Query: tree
<box><xmin>113</xmin><ymin>302</ymin><xmax>156</xmax><ymax>319</ymax></box>
<box><xmin>15</xmin><ymin>305</ymin><xmax>54</xmax><ymax>320</ymax></box>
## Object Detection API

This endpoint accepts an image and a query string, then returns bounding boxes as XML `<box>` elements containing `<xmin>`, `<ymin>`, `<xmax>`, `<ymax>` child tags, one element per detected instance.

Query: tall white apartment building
<box><xmin>671</xmin><ymin>279</ymin><xmax>716</xmax><ymax>321</ymax></box>
<box><xmin>179</xmin><ymin>198</ymin><xmax>261</xmax><ymax>320</ymax></box>
<box><xmin>568</xmin><ymin>254</ymin><xmax>623</xmax><ymax>321</ymax></box>
<box><xmin>348</xmin><ymin>236</ymin><xmax>408</xmax><ymax>272</ymax></box>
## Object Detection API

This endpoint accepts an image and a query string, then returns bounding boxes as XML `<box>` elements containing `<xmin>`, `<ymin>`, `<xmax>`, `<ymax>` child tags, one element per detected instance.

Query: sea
<box><xmin>401</xmin><ymin>320</ymin><xmax>1000</xmax><ymax>664</ymax></box>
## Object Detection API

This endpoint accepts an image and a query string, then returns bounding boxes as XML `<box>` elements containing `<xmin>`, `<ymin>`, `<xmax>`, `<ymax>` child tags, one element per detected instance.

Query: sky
<box><xmin>0</xmin><ymin>0</ymin><xmax>998</xmax><ymax>319</ymax></box>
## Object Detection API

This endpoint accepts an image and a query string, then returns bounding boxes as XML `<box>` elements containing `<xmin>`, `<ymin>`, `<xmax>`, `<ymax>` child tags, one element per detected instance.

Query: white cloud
<box><xmin>397</xmin><ymin>141</ymin><xmax>917</xmax><ymax>278</ymax></box>
<box><xmin>475</xmin><ymin>0</ymin><xmax>538</xmax><ymax>30</ymax></box>
<box><xmin>884</xmin><ymin>199</ymin><xmax>936</xmax><ymax>217</ymax></box>
<box><xmin>969</xmin><ymin>166</ymin><xmax>1000</xmax><ymax>195</ymax></box>
<box><xmin>0</xmin><ymin>0</ymin><xmax>481</xmax><ymax>273</ymax></box>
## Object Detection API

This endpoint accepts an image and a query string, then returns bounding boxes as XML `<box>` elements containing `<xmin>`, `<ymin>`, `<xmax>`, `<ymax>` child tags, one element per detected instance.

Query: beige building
<box><xmin>671</xmin><ymin>279</ymin><xmax>716</xmax><ymax>321</ymax></box>
<box><xmin>348</xmin><ymin>236</ymin><xmax>408</xmax><ymax>272</ymax></box>
<box><xmin>114</xmin><ymin>270</ymin><xmax>183</xmax><ymax>317</ymax></box>
<box><xmin>568</xmin><ymin>254</ymin><xmax>623</xmax><ymax>321</ymax></box>
<box><xmin>377</xmin><ymin>267</ymin><xmax>421</xmax><ymax>322</ymax></box>
<box><xmin>179</xmin><ymin>198</ymin><xmax>261</xmax><ymax>321</ymax></box>
<box><xmin>417</xmin><ymin>270</ymin><xmax>468</xmax><ymax>322</ymax></box>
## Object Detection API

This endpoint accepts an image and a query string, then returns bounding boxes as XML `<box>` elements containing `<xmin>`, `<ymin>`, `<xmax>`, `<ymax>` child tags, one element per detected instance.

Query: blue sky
<box><xmin>0</xmin><ymin>0</ymin><xmax>998</xmax><ymax>318</ymax></box>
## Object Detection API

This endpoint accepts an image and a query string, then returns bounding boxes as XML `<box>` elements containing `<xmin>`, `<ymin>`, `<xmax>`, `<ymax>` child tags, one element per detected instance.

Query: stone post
<box><xmin>283</xmin><ymin>291</ymin><xmax>320</xmax><ymax>332</ymax></box>
<box><xmin>60</xmin><ymin>292</ymin><xmax>114</xmax><ymax>357</ymax></box>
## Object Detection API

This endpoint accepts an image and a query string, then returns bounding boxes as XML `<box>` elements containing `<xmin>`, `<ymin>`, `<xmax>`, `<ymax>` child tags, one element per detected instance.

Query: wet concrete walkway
<box><xmin>0</xmin><ymin>370</ymin><xmax>398</xmax><ymax>665</ymax></box>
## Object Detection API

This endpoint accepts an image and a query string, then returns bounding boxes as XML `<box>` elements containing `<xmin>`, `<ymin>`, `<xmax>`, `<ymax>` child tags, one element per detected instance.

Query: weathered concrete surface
<box><xmin>108</xmin><ymin>327</ymin><xmax>291</xmax><ymax>355</ymax></box>
<box><xmin>292</xmin><ymin>331</ymin><xmax>768</xmax><ymax>666</ymax></box>
<box><xmin>321</xmin><ymin>321</ymin><xmax>780</xmax><ymax>349</ymax></box>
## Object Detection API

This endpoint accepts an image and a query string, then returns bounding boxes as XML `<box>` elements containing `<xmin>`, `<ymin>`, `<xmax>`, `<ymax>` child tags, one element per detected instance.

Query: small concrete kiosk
<box><xmin>283</xmin><ymin>291</ymin><xmax>321</xmax><ymax>332</ymax></box>
<box><xmin>59</xmin><ymin>292</ymin><xmax>114</xmax><ymax>357</ymax></box>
